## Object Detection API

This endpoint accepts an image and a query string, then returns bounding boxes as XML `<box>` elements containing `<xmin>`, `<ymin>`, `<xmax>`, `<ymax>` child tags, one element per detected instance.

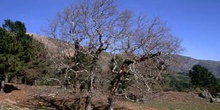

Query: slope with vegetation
<box><xmin>172</xmin><ymin>55</ymin><xmax>220</xmax><ymax>77</ymax></box>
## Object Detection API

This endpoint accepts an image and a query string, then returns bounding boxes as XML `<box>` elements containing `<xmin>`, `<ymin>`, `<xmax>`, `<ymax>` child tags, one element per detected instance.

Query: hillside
<box><xmin>30</xmin><ymin>33</ymin><xmax>220</xmax><ymax>78</ymax></box>
<box><xmin>29</xmin><ymin>33</ymin><xmax>75</xmax><ymax>58</ymax></box>
<box><xmin>172</xmin><ymin>55</ymin><xmax>220</xmax><ymax>77</ymax></box>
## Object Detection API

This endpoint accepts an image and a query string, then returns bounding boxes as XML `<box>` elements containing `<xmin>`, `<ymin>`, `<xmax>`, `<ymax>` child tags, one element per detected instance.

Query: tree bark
<box><xmin>85</xmin><ymin>96</ymin><xmax>92</xmax><ymax>110</ymax></box>
<box><xmin>107</xmin><ymin>97</ymin><xmax>114</xmax><ymax>110</ymax></box>
<box><xmin>109</xmin><ymin>52</ymin><xmax>162</xmax><ymax>109</ymax></box>
<box><xmin>111</xmin><ymin>59</ymin><xmax>134</xmax><ymax>94</ymax></box>
<box><xmin>1</xmin><ymin>80</ymin><xmax>5</xmax><ymax>92</ymax></box>
<box><xmin>5</xmin><ymin>75</ymin><xmax>8</xmax><ymax>83</ymax></box>
<box><xmin>74</xmin><ymin>97</ymin><xmax>81</xmax><ymax>110</ymax></box>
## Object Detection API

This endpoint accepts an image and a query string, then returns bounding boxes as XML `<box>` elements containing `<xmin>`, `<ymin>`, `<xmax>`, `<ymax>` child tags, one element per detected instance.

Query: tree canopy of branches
<box><xmin>45</xmin><ymin>0</ymin><xmax>183</xmax><ymax>109</ymax></box>
<box><xmin>0</xmin><ymin>20</ymin><xmax>35</xmax><ymax>87</ymax></box>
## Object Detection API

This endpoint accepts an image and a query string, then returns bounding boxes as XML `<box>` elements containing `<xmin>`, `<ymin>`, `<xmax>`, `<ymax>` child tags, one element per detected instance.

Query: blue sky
<box><xmin>0</xmin><ymin>0</ymin><xmax>219</xmax><ymax>61</ymax></box>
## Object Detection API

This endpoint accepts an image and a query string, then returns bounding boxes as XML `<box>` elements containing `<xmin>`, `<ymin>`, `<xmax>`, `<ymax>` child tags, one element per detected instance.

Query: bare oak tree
<box><xmin>45</xmin><ymin>0</ymin><xmax>183</xmax><ymax>109</ymax></box>
<box><xmin>107</xmin><ymin>11</ymin><xmax>183</xmax><ymax>110</ymax></box>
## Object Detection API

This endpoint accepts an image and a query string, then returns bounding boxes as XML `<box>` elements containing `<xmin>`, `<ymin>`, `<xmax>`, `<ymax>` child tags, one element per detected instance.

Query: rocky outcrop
<box><xmin>210</xmin><ymin>98</ymin><xmax>220</xmax><ymax>103</ymax></box>
<box><xmin>198</xmin><ymin>90</ymin><xmax>213</xmax><ymax>99</ymax></box>
<box><xmin>199</xmin><ymin>90</ymin><xmax>220</xmax><ymax>103</ymax></box>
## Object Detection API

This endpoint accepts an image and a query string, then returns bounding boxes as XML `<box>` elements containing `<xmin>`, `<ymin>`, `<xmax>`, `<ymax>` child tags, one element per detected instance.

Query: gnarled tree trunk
<box><xmin>1</xmin><ymin>80</ymin><xmax>5</xmax><ymax>92</ymax></box>
<box><xmin>107</xmin><ymin>97</ymin><xmax>114</xmax><ymax>110</ymax></box>
<box><xmin>85</xmin><ymin>96</ymin><xmax>92</xmax><ymax>110</ymax></box>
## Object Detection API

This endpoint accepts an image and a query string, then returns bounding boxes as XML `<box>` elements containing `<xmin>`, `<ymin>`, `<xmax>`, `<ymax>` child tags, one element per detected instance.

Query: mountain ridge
<box><xmin>29</xmin><ymin>33</ymin><xmax>220</xmax><ymax>78</ymax></box>
<box><xmin>172</xmin><ymin>55</ymin><xmax>220</xmax><ymax>77</ymax></box>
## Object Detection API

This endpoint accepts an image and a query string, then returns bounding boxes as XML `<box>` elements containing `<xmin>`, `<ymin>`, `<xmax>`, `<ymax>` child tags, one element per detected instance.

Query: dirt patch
<box><xmin>0</xmin><ymin>84</ymin><xmax>33</xmax><ymax>105</ymax></box>
<box><xmin>0</xmin><ymin>84</ymin><xmax>156</xmax><ymax>109</ymax></box>
<box><xmin>152</xmin><ymin>91</ymin><xmax>196</xmax><ymax>104</ymax></box>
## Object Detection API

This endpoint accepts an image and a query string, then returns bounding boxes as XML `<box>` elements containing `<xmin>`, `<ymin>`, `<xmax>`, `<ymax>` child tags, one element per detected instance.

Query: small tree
<box><xmin>189</xmin><ymin>65</ymin><xmax>219</xmax><ymax>95</ymax></box>
<box><xmin>0</xmin><ymin>20</ymin><xmax>35</xmax><ymax>91</ymax></box>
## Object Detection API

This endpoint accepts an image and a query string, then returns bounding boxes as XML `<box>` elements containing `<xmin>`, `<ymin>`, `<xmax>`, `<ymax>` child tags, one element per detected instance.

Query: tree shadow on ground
<box><xmin>35</xmin><ymin>96</ymin><xmax>72</xmax><ymax>110</ymax></box>
<box><xmin>3</xmin><ymin>84</ymin><xmax>20</xmax><ymax>93</ymax></box>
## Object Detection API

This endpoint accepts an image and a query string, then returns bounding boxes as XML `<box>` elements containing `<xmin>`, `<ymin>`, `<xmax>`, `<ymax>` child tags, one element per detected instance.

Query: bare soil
<box><xmin>0</xmin><ymin>83</ymin><xmax>157</xmax><ymax>109</ymax></box>
<box><xmin>0</xmin><ymin>83</ymin><xmax>218</xmax><ymax>110</ymax></box>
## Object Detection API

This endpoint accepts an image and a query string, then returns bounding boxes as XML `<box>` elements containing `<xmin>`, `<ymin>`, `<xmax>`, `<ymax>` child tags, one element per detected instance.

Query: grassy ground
<box><xmin>145</xmin><ymin>100</ymin><xmax>220</xmax><ymax>110</ymax></box>
<box><xmin>143</xmin><ymin>92</ymin><xmax>220</xmax><ymax>110</ymax></box>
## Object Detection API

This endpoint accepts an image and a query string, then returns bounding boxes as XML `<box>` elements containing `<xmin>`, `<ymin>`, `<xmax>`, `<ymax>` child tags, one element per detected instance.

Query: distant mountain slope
<box><xmin>29</xmin><ymin>33</ymin><xmax>75</xmax><ymax>58</ymax></box>
<box><xmin>29</xmin><ymin>33</ymin><xmax>220</xmax><ymax>78</ymax></box>
<box><xmin>172</xmin><ymin>55</ymin><xmax>220</xmax><ymax>77</ymax></box>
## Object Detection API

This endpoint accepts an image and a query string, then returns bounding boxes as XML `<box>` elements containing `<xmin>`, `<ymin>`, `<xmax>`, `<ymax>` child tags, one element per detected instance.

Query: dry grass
<box><xmin>144</xmin><ymin>91</ymin><xmax>220</xmax><ymax>110</ymax></box>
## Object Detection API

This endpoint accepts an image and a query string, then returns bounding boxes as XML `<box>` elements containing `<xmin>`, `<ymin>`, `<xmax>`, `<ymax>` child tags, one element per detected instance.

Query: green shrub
<box><xmin>0</xmin><ymin>20</ymin><xmax>36</xmax><ymax>83</ymax></box>
<box><xmin>189</xmin><ymin>65</ymin><xmax>220</xmax><ymax>95</ymax></box>
<box><xmin>162</xmin><ymin>73</ymin><xmax>192</xmax><ymax>92</ymax></box>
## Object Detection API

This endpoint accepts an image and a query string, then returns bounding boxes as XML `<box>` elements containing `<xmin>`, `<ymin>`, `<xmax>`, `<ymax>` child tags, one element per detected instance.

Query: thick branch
<box><xmin>111</xmin><ymin>52</ymin><xmax>161</xmax><ymax>94</ymax></box>
<box><xmin>136</xmin><ymin>52</ymin><xmax>161</xmax><ymax>63</ymax></box>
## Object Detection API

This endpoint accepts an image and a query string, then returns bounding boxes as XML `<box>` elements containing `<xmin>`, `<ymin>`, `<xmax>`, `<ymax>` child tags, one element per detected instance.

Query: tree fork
<box><xmin>111</xmin><ymin>52</ymin><xmax>161</xmax><ymax>94</ymax></box>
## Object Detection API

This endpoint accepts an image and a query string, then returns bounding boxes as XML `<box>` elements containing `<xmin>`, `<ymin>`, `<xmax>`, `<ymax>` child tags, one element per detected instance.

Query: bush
<box><xmin>0</xmin><ymin>20</ymin><xmax>35</xmax><ymax>83</ymax></box>
<box><xmin>189</xmin><ymin>65</ymin><xmax>220</xmax><ymax>95</ymax></box>
<box><xmin>162</xmin><ymin>73</ymin><xmax>192</xmax><ymax>92</ymax></box>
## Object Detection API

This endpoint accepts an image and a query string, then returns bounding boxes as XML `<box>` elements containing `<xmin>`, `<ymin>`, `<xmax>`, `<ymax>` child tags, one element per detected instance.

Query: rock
<box><xmin>199</xmin><ymin>91</ymin><xmax>220</xmax><ymax>103</ymax></box>
<box><xmin>198</xmin><ymin>90</ymin><xmax>213</xmax><ymax>99</ymax></box>
<box><xmin>210</xmin><ymin>98</ymin><xmax>220</xmax><ymax>103</ymax></box>
<box><xmin>48</xmin><ymin>93</ymin><xmax>56</xmax><ymax>97</ymax></box>
<box><xmin>4</xmin><ymin>98</ymin><xmax>17</xmax><ymax>104</ymax></box>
